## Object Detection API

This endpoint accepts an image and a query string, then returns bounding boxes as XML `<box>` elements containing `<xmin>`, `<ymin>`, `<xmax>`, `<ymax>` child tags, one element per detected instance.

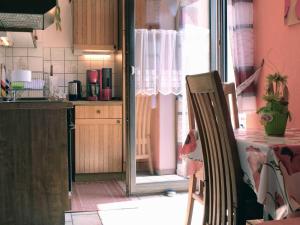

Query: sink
<box><xmin>0</xmin><ymin>97</ymin><xmax>64</xmax><ymax>103</ymax></box>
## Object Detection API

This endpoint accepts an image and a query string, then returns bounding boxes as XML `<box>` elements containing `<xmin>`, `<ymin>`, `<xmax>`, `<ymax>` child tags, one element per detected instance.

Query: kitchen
<box><xmin>4</xmin><ymin>1</ymin><xmax>300</xmax><ymax>225</ymax></box>
<box><xmin>0</xmin><ymin>0</ymin><xmax>126</xmax><ymax>224</ymax></box>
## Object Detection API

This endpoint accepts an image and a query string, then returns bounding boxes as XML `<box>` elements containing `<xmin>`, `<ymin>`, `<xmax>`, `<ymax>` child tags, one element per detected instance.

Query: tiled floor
<box><xmin>66</xmin><ymin>193</ymin><xmax>203</xmax><ymax>225</ymax></box>
<box><xmin>67</xmin><ymin>180</ymin><xmax>203</xmax><ymax>225</ymax></box>
<box><xmin>65</xmin><ymin>212</ymin><xmax>102</xmax><ymax>225</ymax></box>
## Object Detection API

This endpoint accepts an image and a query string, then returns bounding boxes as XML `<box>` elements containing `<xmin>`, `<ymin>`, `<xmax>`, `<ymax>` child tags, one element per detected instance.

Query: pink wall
<box><xmin>251</xmin><ymin>0</ymin><xmax>300</xmax><ymax>129</ymax></box>
<box><xmin>36</xmin><ymin>0</ymin><xmax>73</xmax><ymax>47</ymax></box>
<box><xmin>150</xmin><ymin>94</ymin><xmax>176</xmax><ymax>175</ymax></box>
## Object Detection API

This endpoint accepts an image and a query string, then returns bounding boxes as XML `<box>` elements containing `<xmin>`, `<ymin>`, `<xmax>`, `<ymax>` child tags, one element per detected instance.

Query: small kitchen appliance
<box><xmin>102</xmin><ymin>68</ymin><xmax>112</xmax><ymax>101</ymax></box>
<box><xmin>68</xmin><ymin>80</ymin><xmax>82</xmax><ymax>101</ymax></box>
<box><xmin>86</xmin><ymin>70</ymin><xmax>100</xmax><ymax>101</ymax></box>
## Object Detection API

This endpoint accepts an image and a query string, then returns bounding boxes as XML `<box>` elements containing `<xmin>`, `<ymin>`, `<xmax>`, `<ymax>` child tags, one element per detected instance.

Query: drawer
<box><xmin>75</xmin><ymin>106</ymin><xmax>108</xmax><ymax>119</ymax></box>
<box><xmin>108</xmin><ymin>105</ymin><xmax>122</xmax><ymax>118</ymax></box>
<box><xmin>75</xmin><ymin>105</ymin><xmax>122</xmax><ymax>119</ymax></box>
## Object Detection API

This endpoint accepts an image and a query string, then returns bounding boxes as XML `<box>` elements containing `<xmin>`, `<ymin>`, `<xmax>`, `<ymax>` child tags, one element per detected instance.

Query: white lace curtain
<box><xmin>135</xmin><ymin>29</ymin><xmax>183</xmax><ymax>95</ymax></box>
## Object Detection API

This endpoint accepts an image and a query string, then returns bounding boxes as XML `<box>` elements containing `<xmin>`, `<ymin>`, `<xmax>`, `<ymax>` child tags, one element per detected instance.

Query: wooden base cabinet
<box><xmin>75</xmin><ymin>104</ymin><xmax>122</xmax><ymax>174</ymax></box>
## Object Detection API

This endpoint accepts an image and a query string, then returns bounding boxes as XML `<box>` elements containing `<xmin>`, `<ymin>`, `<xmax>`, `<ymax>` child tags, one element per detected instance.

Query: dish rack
<box><xmin>4</xmin><ymin>73</ymin><xmax>50</xmax><ymax>99</ymax></box>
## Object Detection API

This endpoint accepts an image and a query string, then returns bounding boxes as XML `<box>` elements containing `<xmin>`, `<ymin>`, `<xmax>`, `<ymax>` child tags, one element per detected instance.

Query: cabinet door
<box><xmin>75</xmin><ymin>119</ymin><xmax>122</xmax><ymax>173</ymax></box>
<box><xmin>73</xmin><ymin>0</ymin><xmax>118</xmax><ymax>50</ymax></box>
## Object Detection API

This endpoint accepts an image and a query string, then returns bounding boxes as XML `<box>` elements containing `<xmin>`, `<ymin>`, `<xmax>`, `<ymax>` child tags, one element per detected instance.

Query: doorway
<box><xmin>126</xmin><ymin>0</ymin><xmax>216</xmax><ymax>195</ymax></box>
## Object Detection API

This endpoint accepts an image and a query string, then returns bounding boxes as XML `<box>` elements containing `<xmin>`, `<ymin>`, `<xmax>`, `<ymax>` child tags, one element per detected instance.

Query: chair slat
<box><xmin>136</xmin><ymin>95</ymin><xmax>154</xmax><ymax>174</ymax></box>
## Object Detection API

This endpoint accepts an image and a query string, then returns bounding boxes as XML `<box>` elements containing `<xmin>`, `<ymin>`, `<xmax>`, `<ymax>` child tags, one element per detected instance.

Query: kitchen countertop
<box><xmin>0</xmin><ymin>99</ymin><xmax>73</xmax><ymax>110</ymax></box>
<box><xmin>0</xmin><ymin>98</ymin><xmax>123</xmax><ymax>109</ymax></box>
<box><xmin>70</xmin><ymin>100</ymin><xmax>123</xmax><ymax>106</ymax></box>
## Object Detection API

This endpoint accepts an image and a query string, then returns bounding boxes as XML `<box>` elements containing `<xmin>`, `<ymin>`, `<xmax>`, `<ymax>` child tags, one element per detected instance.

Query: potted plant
<box><xmin>257</xmin><ymin>73</ymin><xmax>291</xmax><ymax>136</ymax></box>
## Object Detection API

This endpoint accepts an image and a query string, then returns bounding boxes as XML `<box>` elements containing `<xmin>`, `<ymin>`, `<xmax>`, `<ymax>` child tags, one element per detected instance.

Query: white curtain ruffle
<box><xmin>135</xmin><ymin>29</ymin><xmax>183</xmax><ymax>95</ymax></box>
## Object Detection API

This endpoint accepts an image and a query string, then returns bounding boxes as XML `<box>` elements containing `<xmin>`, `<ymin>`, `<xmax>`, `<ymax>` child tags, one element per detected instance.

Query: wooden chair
<box><xmin>184</xmin><ymin>81</ymin><xmax>240</xmax><ymax>225</ymax></box>
<box><xmin>136</xmin><ymin>94</ymin><xmax>154</xmax><ymax>174</ymax></box>
<box><xmin>223</xmin><ymin>82</ymin><xmax>239</xmax><ymax>129</ymax></box>
<box><xmin>185</xmin><ymin>71</ymin><xmax>255</xmax><ymax>225</ymax></box>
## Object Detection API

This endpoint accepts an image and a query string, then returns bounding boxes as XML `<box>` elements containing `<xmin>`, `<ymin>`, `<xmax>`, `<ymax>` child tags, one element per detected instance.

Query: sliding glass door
<box><xmin>125</xmin><ymin>0</ymin><xmax>220</xmax><ymax>195</ymax></box>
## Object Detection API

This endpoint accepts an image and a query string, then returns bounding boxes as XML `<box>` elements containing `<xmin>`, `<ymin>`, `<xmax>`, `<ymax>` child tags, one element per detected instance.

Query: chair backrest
<box><xmin>135</xmin><ymin>94</ymin><xmax>152</xmax><ymax>158</ymax></box>
<box><xmin>186</xmin><ymin>71</ymin><xmax>245</xmax><ymax>225</ymax></box>
<box><xmin>223</xmin><ymin>82</ymin><xmax>239</xmax><ymax>129</ymax></box>
<box><xmin>187</xmin><ymin>82</ymin><xmax>239</xmax><ymax>130</ymax></box>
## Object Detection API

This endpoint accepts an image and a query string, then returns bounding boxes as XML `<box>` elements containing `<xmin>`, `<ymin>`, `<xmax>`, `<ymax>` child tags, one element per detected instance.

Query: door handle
<box><xmin>130</xmin><ymin>66</ymin><xmax>135</xmax><ymax>76</ymax></box>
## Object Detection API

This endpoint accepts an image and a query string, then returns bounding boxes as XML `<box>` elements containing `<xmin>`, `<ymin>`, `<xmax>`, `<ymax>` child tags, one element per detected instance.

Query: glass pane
<box><xmin>134</xmin><ymin>0</ymin><xmax>210</xmax><ymax>186</ymax></box>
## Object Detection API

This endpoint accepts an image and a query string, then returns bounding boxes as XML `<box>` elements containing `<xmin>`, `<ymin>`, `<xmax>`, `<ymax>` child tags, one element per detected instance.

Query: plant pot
<box><xmin>264</xmin><ymin>112</ymin><xmax>288</xmax><ymax>136</ymax></box>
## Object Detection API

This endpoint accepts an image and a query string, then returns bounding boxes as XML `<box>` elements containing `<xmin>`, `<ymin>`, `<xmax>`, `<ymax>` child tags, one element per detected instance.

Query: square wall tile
<box><xmin>65</xmin><ymin>73</ymin><xmax>78</xmax><ymax>86</ymax></box>
<box><xmin>28</xmin><ymin>57</ymin><xmax>43</xmax><ymax>72</ymax></box>
<box><xmin>78</xmin><ymin>60</ymin><xmax>90</xmax><ymax>73</ymax></box>
<box><xmin>13</xmin><ymin>56</ymin><xmax>28</xmax><ymax>69</ymax></box>
<box><xmin>44</xmin><ymin>60</ymin><xmax>51</xmax><ymax>73</ymax></box>
<box><xmin>0</xmin><ymin>57</ymin><xmax>4</xmax><ymax>64</ymax></box>
<box><xmin>65</xmin><ymin>60</ymin><xmax>78</xmax><ymax>74</ymax></box>
<box><xmin>51</xmin><ymin>48</ymin><xmax>64</xmax><ymax>60</ymax></box>
<box><xmin>51</xmin><ymin>74</ymin><xmax>65</xmax><ymax>87</ymax></box>
<box><xmin>0</xmin><ymin>47</ymin><xmax>5</xmax><ymax>57</ymax></box>
<box><xmin>65</xmin><ymin>48</ymin><xmax>77</xmax><ymax>60</ymax></box>
<box><xmin>28</xmin><ymin>47</ymin><xmax>43</xmax><ymax>57</ymax></box>
<box><xmin>103</xmin><ymin>60</ymin><xmax>115</xmax><ymax>73</ymax></box>
<box><xmin>51</xmin><ymin>60</ymin><xmax>64</xmax><ymax>73</ymax></box>
<box><xmin>5</xmin><ymin>47</ymin><xmax>13</xmax><ymax>57</ymax></box>
<box><xmin>13</xmin><ymin>48</ymin><xmax>27</xmax><ymax>57</ymax></box>
<box><xmin>77</xmin><ymin>73</ymin><xmax>87</xmax><ymax>86</ymax></box>
<box><xmin>77</xmin><ymin>73</ymin><xmax>87</xmax><ymax>96</ymax></box>
<box><xmin>43</xmin><ymin>48</ymin><xmax>50</xmax><ymax>60</ymax></box>
<box><xmin>5</xmin><ymin>57</ymin><xmax>13</xmax><ymax>71</ymax></box>
<box><xmin>91</xmin><ymin>60</ymin><xmax>103</xmax><ymax>70</ymax></box>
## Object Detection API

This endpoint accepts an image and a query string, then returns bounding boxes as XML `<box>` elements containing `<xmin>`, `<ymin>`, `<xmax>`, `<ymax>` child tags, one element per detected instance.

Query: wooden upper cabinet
<box><xmin>73</xmin><ymin>0</ymin><xmax>118</xmax><ymax>51</ymax></box>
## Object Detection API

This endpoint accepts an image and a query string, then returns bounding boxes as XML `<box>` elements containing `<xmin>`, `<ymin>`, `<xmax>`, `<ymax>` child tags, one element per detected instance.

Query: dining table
<box><xmin>180</xmin><ymin>128</ymin><xmax>300</xmax><ymax>220</ymax></box>
<box><xmin>235</xmin><ymin>128</ymin><xmax>300</xmax><ymax>220</ymax></box>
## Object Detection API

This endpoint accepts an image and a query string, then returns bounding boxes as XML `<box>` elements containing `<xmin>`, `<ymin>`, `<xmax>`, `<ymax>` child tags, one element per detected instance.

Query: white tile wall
<box><xmin>28</xmin><ymin>57</ymin><xmax>43</xmax><ymax>72</ymax></box>
<box><xmin>64</xmin><ymin>48</ymin><xmax>77</xmax><ymax>61</ymax></box>
<box><xmin>65</xmin><ymin>73</ymin><xmax>78</xmax><ymax>86</ymax></box>
<box><xmin>51</xmin><ymin>48</ymin><xmax>65</xmax><ymax>60</ymax></box>
<box><xmin>0</xmin><ymin>46</ymin><xmax>121</xmax><ymax>98</ymax></box>
<box><xmin>12</xmin><ymin>48</ymin><xmax>27</xmax><ymax>57</ymax></box>
<box><xmin>78</xmin><ymin>60</ymin><xmax>90</xmax><ymax>73</ymax></box>
<box><xmin>65</xmin><ymin>60</ymin><xmax>78</xmax><ymax>74</ymax></box>
<box><xmin>5</xmin><ymin>48</ymin><xmax>12</xmax><ymax>57</ymax></box>
<box><xmin>28</xmin><ymin>47</ymin><xmax>43</xmax><ymax>57</ymax></box>
<box><xmin>51</xmin><ymin>60</ymin><xmax>65</xmax><ymax>73</ymax></box>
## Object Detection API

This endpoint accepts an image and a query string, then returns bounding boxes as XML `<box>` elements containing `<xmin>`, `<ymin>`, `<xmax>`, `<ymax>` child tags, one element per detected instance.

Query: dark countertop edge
<box><xmin>0</xmin><ymin>101</ymin><xmax>73</xmax><ymax>110</ymax></box>
<box><xmin>70</xmin><ymin>100</ymin><xmax>123</xmax><ymax>106</ymax></box>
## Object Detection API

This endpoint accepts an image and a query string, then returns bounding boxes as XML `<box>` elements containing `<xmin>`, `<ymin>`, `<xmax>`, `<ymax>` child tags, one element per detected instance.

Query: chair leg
<box><xmin>185</xmin><ymin>173</ymin><xmax>197</xmax><ymax>225</ymax></box>
<box><xmin>147</xmin><ymin>143</ymin><xmax>154</xmax><ymax>175</ymax></box>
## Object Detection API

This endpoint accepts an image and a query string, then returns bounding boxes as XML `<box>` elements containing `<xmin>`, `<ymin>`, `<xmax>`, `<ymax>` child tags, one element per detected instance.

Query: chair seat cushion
<box><xmin>180</xmin><ymin>129</ymin><xmax>203</xmax><ymax>161</ymax></box>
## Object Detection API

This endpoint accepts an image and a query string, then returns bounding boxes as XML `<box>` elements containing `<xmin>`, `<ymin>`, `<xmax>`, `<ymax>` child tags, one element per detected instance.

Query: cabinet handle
<box><xmin>96</xmin><ymin>110</ymin><xmax>101</xmax><ymax>114</ymax></box>
<box><xmin>116</xmin><ymin>120</ymin><xmax>120</xmax><ymax>124</ymax></box>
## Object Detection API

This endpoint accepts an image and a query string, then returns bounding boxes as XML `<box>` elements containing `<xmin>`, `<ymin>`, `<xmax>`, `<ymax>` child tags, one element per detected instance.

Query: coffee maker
<box><xmin>86</xmin><ymin>70</ymin><xmax>101</xmax><ymax>101</ymax></box>
<box><xmin>102</xmin><ymin>68</ymin><xmax>112</xmax><ymax>101</ymax></box>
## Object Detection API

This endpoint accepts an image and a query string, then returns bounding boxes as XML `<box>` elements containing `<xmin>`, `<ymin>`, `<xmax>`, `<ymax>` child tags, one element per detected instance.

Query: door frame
<box><xmin>125</xmin><ymin>0</ymin><xmax>222</xmax><ymax>195</ymax></box>
<box><xmin>125</xmin><ymin>0</ymin><xmax>136</xmax><ymax>195</ymax></box>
